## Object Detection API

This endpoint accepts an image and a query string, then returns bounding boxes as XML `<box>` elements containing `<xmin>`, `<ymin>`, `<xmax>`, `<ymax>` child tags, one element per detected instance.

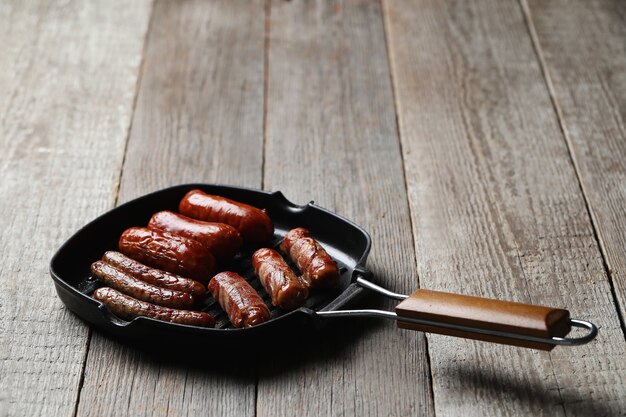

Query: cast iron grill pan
<box><xmin>50</xmin><ymin>184</ymin><xmax>597</xmax><ymax>350</ymax></box>
<box><xmin>50</xmin><ymin>184</ymin><xmax>371</xmax><ymax>344</ymax></box>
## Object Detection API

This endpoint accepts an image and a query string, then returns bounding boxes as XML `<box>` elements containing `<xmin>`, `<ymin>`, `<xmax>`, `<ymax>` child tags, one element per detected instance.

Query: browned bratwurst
<box><xmin>91</xmin><ymin>261</ymin><xmax>195</xmax><ymax>309</ymax></box>
<box><xmin>208</xmin><ymin>272</ymin><xmax>270</xmax><ymax>328</ymax></box>
<box><xmin>102</xmin><ymin>251</ymin><xmax>206</xmax><ymax>300</ymax></box>
<box><xmin>179</xmin><ymin>190</ymin><xmax>274</xmax><ymax>245</ymax></box>
<box><xmin>93</xmin><ymin>287</ymin><xmax>215</xmax><ymax>327</ymax></box>
<box><xmin>119</xmin><ymin>227</ymin><xmax>215</xmax><ymax>283</ymax></box>
<box><xmin>252</xmin><ymin>248</ymin><xmax>308</xmax><ymax>310</ymax></box>
<box><xmin>280</xmin><ymin>227</ymin><xmax>340</xmax><ymax>288</ymax></box>
<box><xmin>148</xmin><ymin>211</ymin><xmax>242</xmax><ymax>261</ymax></box>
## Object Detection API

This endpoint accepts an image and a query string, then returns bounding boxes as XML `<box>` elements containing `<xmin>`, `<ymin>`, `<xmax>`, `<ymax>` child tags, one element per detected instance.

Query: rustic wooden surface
<box><xmin>522</xmin><ymin>0</ymin><xmax>626</xmax><ymax>322</ymax></box>
<box><xmin>383</xmin><ymin>0</ymin><xmax>626</xmax><ymax>415</ymax></box>
<box><xmin>0</xmin><ymin>1</ymin><xmax>151</xmax><ymax>416</ymax></box>
<box><xmin>1</xmin><ymin>0</ymin><xmax>625</xmax><ymax>416</ymax></box>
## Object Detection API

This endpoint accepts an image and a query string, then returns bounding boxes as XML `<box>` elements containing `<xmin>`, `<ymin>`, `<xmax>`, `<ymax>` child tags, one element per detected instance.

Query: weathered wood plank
<box><xmin>75</xmin><ymin>1</ymin><xmax>265</xmax><ymax>416</ymax></box>
<box><xmin>383</xmin><ymin>0</ymin><xmax>626</xmax><ymax>415</ymax></box>
<box><xmin>257</xmin><ymin>1</ymin><xmax>434</xmax><ymax>416</ymax></box>
<box><xmin>0</xmin><ymin>1</ymin><xmax>152</xmax><ymax>416</ymax></box>
<box><xmin>522</xmin><ymin>0</ymin><xmax>626</xmax><ymax>322</ymax></box>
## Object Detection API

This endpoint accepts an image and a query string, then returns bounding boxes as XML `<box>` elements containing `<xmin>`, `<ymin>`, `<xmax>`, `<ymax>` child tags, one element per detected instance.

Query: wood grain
<box><xmin>0</xmin><ymin>1</ymin><xmax>152</xmax><ymax>416</ymax></box>
<box><xmin>383</xmin><ymin>0</ymin><xmax>626</xmax><ymax>415</ymax></box>
<box><xmin>118</xmin><ymin>0</ymin><xmax>266</xmax><ymax>193</ymax></box>
<box><xmin>522</xmin><ymin>0</ymin><xmax>626</xmax><ymax>322</ymax></box>
<box><xmin>257</xmin><ymin>1</ymin><xmax>434</xmax><ymax>416</ymax></box>
<box><xmin>75</xmin><ymin>1</ymin><xmax>264</xmax><ymax>416</ymax></box>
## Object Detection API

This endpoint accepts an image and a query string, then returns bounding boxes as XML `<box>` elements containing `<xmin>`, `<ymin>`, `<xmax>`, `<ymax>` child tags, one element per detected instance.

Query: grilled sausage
<box><xmin>280</xmin><ymin>227</ymin><xmax>309</xmax><ymax>249</ymax></box>
<box><xmin>102</xmin><ymin>251</ymin><xmax>206</xmax><ymax>300</ymax></box>
<box><xmin>179</xmin><ymin>190</ymin><xmax>274</xmax><ymax>245</ymax></box>
<box><xmin>280</xmin><ymin>227</ymin><xmax>340</xmax><ymax>289</ymax></box>
<box><xmin>91</xmin><ymin>261</ymin><xmax>195</xmax><ymax>309</ymax></box>
<box><xmin>119</xmin><ymin>227</ymin><xmax>215</xmax><ymax>283</ymax></box>
<box><xmin>208</xmin><ymin>272</ymin><xmax>270</xmax><ymax>328</ymax></box>
<box><xmin>93</xmin><ymin>287</ymin><xmax>215</xmax><ymax>327</ymax></box>
<box><xmin>252</xmin><ymin>248</ymin><xmax>308</xmax><ymax>310</ymax></box>
<box><xmin>148</xmin><ymin>211</ymin><xmax>242</xmax><ymax>261</ymax></box>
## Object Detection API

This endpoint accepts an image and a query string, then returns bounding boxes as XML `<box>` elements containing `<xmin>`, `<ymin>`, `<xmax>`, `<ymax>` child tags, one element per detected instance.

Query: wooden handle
<box><xmin>395</xmin><ymin>289</ymin><xmax>571</xmax><ymax>350</ymax></box>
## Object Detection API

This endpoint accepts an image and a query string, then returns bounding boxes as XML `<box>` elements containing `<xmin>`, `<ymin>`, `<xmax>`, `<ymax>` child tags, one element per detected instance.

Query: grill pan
<box><xmin>50</xmin><ymin>184</ymin><xmax>597</xmax><ymax>350</ymax></box>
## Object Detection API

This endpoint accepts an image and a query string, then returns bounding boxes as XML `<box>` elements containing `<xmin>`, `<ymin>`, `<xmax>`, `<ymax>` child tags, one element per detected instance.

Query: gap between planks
<box><xmin>518</xmin><ymin>0</ymin><xmax>626</xmax><ymax>339</ymax></box>
<box><xmin>70</xmin><ymin>2</ymin><xmax>157</xmax><ymax>416</ymax></box>
<box><xmin>256</xmin><ymin>0</ymin><xmax>273</xmax><ymax>416</ymax></box>
<box><xmin>261</xmin><ymin>0</ymin><xmax>271</xmax><ymax>194</ymax></box>
<box><xmin>378</xmin><ymin>0</ymin><xmax>437</xmax><ymax>411</ymax></box>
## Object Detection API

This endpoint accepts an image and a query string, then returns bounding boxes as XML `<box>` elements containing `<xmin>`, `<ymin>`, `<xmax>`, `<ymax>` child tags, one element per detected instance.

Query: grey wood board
<box><xmin>0</xmin><ymin>0</ymin><xmax>152</xmax><ymax>416</ymax></box>
<box><xmin>383</xmin><ymin>0</ymin><xmax>626</xmax><ymax>415</ymax></box>
<box><xmin>75</xmin><ymin>1</ymin><xmax>265</xmax><ymax>416</ymax></box>
<box><xmin>257</xmin><ymin>1</ymin><xmax>434</xmax><ymax>416</ymax></box>
<box><xmin>523</xmin><ymin>0</ymin><xmax>626</xmax><ymax>322</ymax></box>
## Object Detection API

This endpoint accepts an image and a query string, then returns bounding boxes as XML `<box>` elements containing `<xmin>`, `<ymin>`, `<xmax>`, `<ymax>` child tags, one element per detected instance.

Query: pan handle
<box><xmin>316</xmin><ymin>276</ymin><xmax>598</xmax><ymax>350</ymax></box>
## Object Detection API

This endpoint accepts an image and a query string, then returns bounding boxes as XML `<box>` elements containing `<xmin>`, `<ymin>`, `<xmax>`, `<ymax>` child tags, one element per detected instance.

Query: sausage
<box><xmin>119</xmin><ymin>227</ymin><xmax>215</xmax><ymax>283</ymax></box>
<box><xmin>148</xmin><ymin>211</ymin><xmax>242</xmax><ymax>261</ymax></box>
<box><xmin>280</xmin><ymin>227</ymin><xmax>340</xmax><ymax>289</ymax></box>
<box><xmin>91</xmin><ymin>261</ymin><xmax>195</xmax><ymax>309</ymax></box>
<box><xmin>280</xmin><ymin>227</ymin><xmax>309</xmax><ymax>250</ymax></box>
<box><xmin>93</xmin><ymin>287</ymin><xmax>215</xmax><ymax>327</ymax></box>
<box><xmin>252</xmin><ymin>248</ymin><xmax>308</xmax><ymax>310</ymax></box>
<box><xmin>208</xmin><ymin>272</ymin><xmax>270</xmax><ymax>328</ymax></box>
<box><xmin>179</xmin><ymin>190</ymin><xmax>274</xmax><ymax>245</ymax></box>
<box><xmin>102</xmin><ymin>251</ymin><xmax>206</xmax><ymax>300</ymax></box>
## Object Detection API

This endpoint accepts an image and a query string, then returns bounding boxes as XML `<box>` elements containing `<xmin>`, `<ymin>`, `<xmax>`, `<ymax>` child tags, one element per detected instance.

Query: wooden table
<box><xmin>2</xmin><ymin>1</ymin><xmax>625</xmax><ymax>416</ymax></box>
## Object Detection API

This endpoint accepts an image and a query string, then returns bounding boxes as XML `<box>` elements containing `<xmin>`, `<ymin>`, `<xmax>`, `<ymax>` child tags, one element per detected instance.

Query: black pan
<box><xmin>50</xmin><ymin>184</ymin><xmax>597</xmax><ymax>350</ymax></box>
<box><xmin>51</xmin><ymin>184</ymin><xmax>372</xmax><ymax>346</ymax></box>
